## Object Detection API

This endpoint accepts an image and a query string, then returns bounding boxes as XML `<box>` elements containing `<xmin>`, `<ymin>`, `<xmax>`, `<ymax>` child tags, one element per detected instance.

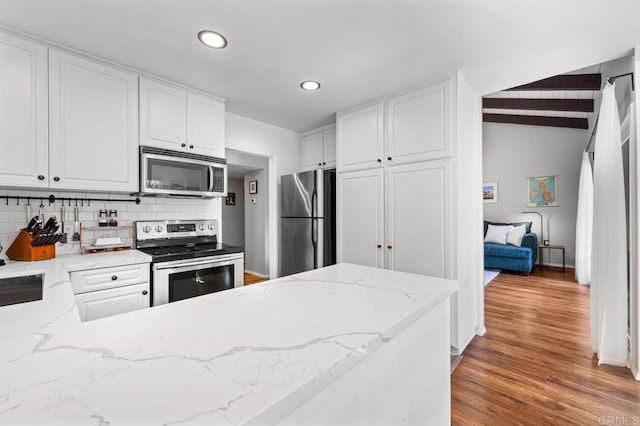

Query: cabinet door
<box><xmin>49</xmin><ymin>50</ymin><xmax>138</xmax><ymax>191</ymax></box>
<box><xmin>75</xmin><ymin>282</ymin><xmax>150</xmax><ymax>322</ymax></box>
<box><xmin>300</xmin><ymin>131</ymin><xmax>324</xmax><ymax>171</ymax></box>
<box><xmin>0</xmin><ymin>31</ymin><xmax>48</xmax><ymax>188</ymax></box>
<box><xmin>139</xmin><ymin>77</ymin><xmax>187</xmax><ymax>151</ymax></box>
<box><xmin>386</xmin><ymin>82</ymin><xmax>451</xmax><ymax>165</ymax></box>
<box><xmin>187</xmin><ymin>93</ymin><xmax>226</xmax><ymax>157</ymax></box>
<box><xmin>322</xmin><ymin>127</ymin><xmax>337</xmax><ymax>168</ymax></box>
<box><xmin>337</xmin><ymin>169</ymin><xmax>384</xmax><ymax>268</ymax></box>
<box><xmin>337</xmin><ymin>103</ymin><xmax>384</xmax><ymax>172</ymax></box>
<box><xmin>385</xmin><ymin>160</ymin><xmax>451</xmax><ymax>277</ymax></box>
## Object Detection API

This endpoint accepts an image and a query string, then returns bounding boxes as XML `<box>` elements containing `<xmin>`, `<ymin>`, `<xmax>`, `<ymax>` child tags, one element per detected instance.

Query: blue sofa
<box><xmin>484</xmin><ymin>221</ymin><xmax>538</xmax><ymax>274</ymax></box>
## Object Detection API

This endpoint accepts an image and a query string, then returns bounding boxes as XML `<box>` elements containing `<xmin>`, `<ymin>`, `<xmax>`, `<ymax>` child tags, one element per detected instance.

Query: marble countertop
<box><xmin>0</xmin><ymin>262</ymin><xmax>457</xmax><ymax>425</ymax></box>
<box><xmin>0</xmin><ymin>250</ymin><xmax>152</xmax><ymax>361</ymax></box>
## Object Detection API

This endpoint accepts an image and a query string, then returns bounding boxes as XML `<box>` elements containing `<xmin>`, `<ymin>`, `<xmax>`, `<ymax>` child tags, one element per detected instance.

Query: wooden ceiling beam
<box><xmin>483</xmin><ymin>113</ymin><xmax>589</xmax><ymax>129</ymax></box>
<box><xmin>483</xmin><ymin>98</ymin><xmax>594</xmax><ymax>112</ymax></box>
<box><xmin>507</xmin><ymin>74</ymin><xmax>601</xmax><ymax>91</ymax></box>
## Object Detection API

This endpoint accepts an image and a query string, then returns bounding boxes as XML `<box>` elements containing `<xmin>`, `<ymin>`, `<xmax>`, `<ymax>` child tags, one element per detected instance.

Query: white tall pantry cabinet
<box><xmin>337</xmin><ymin>77</ymin><xmax>481</xmax><ymax>353</ymax></box>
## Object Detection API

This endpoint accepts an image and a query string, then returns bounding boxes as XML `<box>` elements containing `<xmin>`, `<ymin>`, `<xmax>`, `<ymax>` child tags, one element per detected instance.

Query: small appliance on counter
<box><xmin>6</xmin><ymin>215</ymin><xmax>64</xmax><ymax>261</ymax></box>
<box><xmin>0</xmin><ymin>242</ymin><xmax>4</xmax><ymax>266</ymax></box>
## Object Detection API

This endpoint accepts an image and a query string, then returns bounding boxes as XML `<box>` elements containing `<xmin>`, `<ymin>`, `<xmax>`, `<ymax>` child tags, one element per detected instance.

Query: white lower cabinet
<box><xmin>71</xmin><ymin>263</ymin><xmax>150</xmax><ymax>322</ymax></box>
<box><xmin>75</xmin><ymin>282</ymin><xmax>150</xmax><ymax>322</ymax></box>
<box><xmin>338</xmin><ymin>160</ymin><xmax>451</xmax><ymax>278</ymax></box>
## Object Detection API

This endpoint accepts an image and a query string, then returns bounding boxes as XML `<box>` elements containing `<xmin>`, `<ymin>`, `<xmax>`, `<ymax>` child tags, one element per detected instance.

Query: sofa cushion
<box><xmin>484</xmin><ymin>220</ymin><xmax>532</xmax><ymax>236</ymax></box>
<box><xmin>484</xmin><ymin>242</ymin><xmax>533</xmax><ymax>259</ymax></box>
<box><xmin>506</xmin><ymin>225</ymin><xmax>526</xmax><ymax>246</ymax></box>
<box><xmin>484</xmin><ymin>224</ymin><xmax>513</xmax><ymax>244</ymax></box>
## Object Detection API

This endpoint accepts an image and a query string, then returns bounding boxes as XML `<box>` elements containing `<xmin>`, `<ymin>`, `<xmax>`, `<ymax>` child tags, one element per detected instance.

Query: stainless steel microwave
<box><xmin>139</xmin><ymin>146</ymin><xmax>227</xmax><ymax>198</ymax></box>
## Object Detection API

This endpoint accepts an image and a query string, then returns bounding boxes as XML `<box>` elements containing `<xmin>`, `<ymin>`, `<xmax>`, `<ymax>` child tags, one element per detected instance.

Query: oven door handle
<box><xmin>154</xmin><ymin>255</ymin><xmax>242</xmax><ymax>271</ymax></box>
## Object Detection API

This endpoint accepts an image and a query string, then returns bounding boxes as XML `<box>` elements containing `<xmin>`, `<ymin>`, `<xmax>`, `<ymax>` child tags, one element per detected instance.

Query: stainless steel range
<box><xmin>135</xmin><ymin>219</ymin><xmax>244</xmax><ymax>306</ymax></box>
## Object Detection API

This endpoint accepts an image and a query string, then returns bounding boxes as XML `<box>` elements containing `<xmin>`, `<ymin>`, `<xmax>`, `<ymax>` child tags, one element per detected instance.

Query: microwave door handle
<box><xmin>208</xmin><ymin>166</ymin><xmax>214</xmax><ymax>192</ymax></box>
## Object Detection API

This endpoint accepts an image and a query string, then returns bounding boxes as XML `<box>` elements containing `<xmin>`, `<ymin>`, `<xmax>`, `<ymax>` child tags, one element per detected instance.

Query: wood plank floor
<box><xmin>451</xmin><ymin>267</ymin><xmax>640</xmax><ymax>425</ymax></box>
<box><xmin>244</xmin><ymin>272</ymin><xmax>267</xmax><ymax>285</ymax></box>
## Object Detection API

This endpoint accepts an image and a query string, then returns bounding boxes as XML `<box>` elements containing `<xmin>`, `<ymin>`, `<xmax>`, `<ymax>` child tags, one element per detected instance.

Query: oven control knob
<box><xmin>143</xmin><ymin>226</ymin><xmax>152</xmax><ymax>233</ymax></box>
<box><xmin>199</xmin><ymin>224</ymin><xmax>205</xmax><ymax>231</ymax></box>
<box><xmin>155</xmin><ymin>225</ymin><xmax>163</xmax><ymax>232</ymax></box>
<box><xmin>208</xmin><ymin>224</ymin><xmax>214</xmax><ymax>230</ymax></box>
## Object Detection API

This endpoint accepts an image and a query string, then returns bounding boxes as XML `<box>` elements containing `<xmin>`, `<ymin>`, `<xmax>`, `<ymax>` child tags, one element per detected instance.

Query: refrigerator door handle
<box><xmin>311</xmin><ymin>188</ymin><xmax>318</xmax><ymax>269</ymax></box>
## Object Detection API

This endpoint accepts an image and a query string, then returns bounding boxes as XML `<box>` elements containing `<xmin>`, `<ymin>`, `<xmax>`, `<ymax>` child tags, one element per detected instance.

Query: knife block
<box><xmin>6</xmin><ymin>230</ymin><xmax>56</xmax><ymax>261</ymax></box>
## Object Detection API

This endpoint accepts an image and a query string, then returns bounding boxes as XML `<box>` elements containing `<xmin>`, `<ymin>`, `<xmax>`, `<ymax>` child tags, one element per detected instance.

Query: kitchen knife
<box><xmin>43</xmin><ymin>216</ymin><xmax>57</xmax><ymax>232</ymax></box>
<box><xmin>25</xmin><ymin>216</ymin><xmax>39</xmax><ymax>232</ymax></box>
<box><xmin>30</xmin><ymin>222</ymin><xmax>42</xmax><ymax>238</ymax></box>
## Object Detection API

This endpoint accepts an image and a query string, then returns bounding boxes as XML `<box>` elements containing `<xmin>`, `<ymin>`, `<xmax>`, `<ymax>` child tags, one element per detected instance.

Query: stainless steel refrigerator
<box><xmin>280</xmin><ymin>169</ymin><xmax>336</xmax><ymax>276</ymax></box>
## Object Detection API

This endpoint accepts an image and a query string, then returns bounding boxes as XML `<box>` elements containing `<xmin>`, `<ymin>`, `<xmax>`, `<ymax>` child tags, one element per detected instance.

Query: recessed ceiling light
<box><xmin>198</xmin><ymin>30</ymin><xmax>227</xmax><ymax>49</ymax></box>
<box><xmin>300</xmin><ymin>80</ymin><xmax>321</xmax><ymax>91</ymax></box>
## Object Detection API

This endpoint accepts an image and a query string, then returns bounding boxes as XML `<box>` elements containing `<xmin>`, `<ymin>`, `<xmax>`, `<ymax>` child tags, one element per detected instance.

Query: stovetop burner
<box><xmin>135</xmin><ymin>219</ymin><xmax>243</xmax><ymax>263</ymax></box>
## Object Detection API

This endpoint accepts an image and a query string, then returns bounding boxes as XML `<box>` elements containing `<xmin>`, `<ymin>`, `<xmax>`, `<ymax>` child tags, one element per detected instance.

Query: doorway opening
<box><xmin>223</xmin><ymin>149</ymin><xmax>270</xmax><ymax>282</ymax></box>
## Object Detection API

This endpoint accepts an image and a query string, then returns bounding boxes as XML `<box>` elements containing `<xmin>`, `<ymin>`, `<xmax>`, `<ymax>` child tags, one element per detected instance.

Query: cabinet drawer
<box><xmin>75</xmin><ymin>282</ymin><xmax>150</xmax><ymax>322</ymax></box>
<box><xmin>71</xmin><ymin>263</ymin><xmax>150</xmax><ymax>294</ymax></box>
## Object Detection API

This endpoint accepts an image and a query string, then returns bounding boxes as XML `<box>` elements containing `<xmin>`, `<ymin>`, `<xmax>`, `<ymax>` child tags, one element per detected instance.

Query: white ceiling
<box><xmin>2</xmin><ymin>0</ymin><xmax>640</xmax><ymax>132</ymax></box>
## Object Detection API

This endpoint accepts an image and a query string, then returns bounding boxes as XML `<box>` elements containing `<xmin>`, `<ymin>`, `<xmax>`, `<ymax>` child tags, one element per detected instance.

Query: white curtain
<box><xmin>575</xmin><ymin>152</ymin><xmax>593</xmax><ymax>285</ymax></box>
<box><xmin>591</xmin><ymin>82</ymin><xmax>629</xmax><ymax>367</ymax></box>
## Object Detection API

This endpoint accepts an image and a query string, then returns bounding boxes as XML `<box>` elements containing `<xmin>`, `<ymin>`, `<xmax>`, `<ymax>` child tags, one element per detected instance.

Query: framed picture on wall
<box><xmin>249</xmin><ymin>180</ymin><xmax>258</xmax><ymax>194</ymax></box>
<box><xmin>527</xmin><ymin>175</ymin><xmax>558</xmax><ymax>207</ymax></box>
<box><xmin>225</xmin><ymin>192</ymin><xmax>236</xmax><ymax>205</ymax></box>
<box><xmin>483</xmin><ymin>182</ymin><xmax>498</xmax><ymax>203</ymax></box>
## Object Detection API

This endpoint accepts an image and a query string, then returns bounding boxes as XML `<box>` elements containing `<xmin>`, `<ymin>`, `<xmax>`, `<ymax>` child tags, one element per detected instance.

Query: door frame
<box><xmin>225</xmin><ymin>144</ymin><xmax>279</xmax><ymax>279</ymax></box>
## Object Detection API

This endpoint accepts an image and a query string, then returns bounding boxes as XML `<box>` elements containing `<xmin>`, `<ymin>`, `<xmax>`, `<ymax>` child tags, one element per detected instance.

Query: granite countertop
<box><xmin>0</xmin><ymin>262</ymin><xmax>457</xmax><ymax>425</ymax></box>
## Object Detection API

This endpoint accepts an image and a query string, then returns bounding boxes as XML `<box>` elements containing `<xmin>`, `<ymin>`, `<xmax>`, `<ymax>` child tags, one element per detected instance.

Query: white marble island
<box><xmin>0</xmin><ymin>263</ymin><xmax>457</xmax><ymax>425</ymax></box>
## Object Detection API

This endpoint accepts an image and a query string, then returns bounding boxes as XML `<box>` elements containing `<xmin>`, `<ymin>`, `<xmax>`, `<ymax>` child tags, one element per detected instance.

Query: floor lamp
<box><xmin>521</xmin><ymin>211</ymin><xmax>543</xmax><ymax>264</ymax></box>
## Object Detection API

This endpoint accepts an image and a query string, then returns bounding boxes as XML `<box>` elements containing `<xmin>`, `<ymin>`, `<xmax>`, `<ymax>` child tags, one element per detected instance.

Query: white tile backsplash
<box><xmin>0</xmin><ymin>189</ymin><xmax>221</xmax><ymax>259</ymax></box>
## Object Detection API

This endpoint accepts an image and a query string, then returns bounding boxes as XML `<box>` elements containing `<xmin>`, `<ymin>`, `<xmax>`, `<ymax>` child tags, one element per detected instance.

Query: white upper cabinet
<box><xmin>187</xmin><ymin>92</ymin><xmax>225</xmax><ymax>158</ymax></box>
<box><xmin>139</xmin><ymin>77</ymin><xmax>187</xmax><ymax>150</ymax></box>
<box><xmin>337</xmin><ymin>82</ymin><xmax>451</xmax><ymax>173</ymax></box>
<box><xmin>301</xmin><ymin>131</ymin><xmax>324</xmax><ymax>170</ymax></box>
<box><xmin>0</xmin><ymin>31</ymin><xmax>48</xmax><ymax>188</ymax></box>
<box><xmin>140</xmin><ymin>77</ymin><xmax>226</xmax><ymax>158</ymax></box>
<box><xmin>337</xmin><ymin>103</ymin><xmax>385</xmax><ymax>172</ymax></box>
<box><xmin>386</xmin><ymin>81</ymin><xmax>451</xmax><ymax>164</ymax></box>
<box><xmin>300</xmin><ymin>125</ymin><xmax>336</xmax><ymax>171</ymax></box>
<box><xmin>49</xmin><ymin>49</ymin><xmax>139</xmax><ymax>192</ymax></box>
<box><xmin>322</xmin><ymin>126</ymin><xmax>336</xmax><ymax>168</ymax></box>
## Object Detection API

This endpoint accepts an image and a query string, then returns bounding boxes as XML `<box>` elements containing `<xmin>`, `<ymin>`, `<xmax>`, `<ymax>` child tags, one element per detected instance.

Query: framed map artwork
<box><xmin>527</xmin><ymin>176</ymin><xmax>558</xmax><ymax>207</ymax></box>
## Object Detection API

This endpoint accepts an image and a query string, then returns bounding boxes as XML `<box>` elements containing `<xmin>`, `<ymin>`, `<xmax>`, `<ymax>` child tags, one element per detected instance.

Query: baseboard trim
<box><xmin>475</xmin><ymin>325</ymin><xmax>487</xmax><ymax>336</ymax></box>
<box><xmin>632</xmin><ymin>365</ymin><xmax>640</xmax><ymax>381</ymax></box>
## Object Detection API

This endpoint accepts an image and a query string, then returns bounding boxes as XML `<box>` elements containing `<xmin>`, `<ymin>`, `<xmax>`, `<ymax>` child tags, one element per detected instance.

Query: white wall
<box><xmin>244</xmin><ymin>170</ymin><xmax>268</xmax><ymax>276</ymax></box>
<box><xmin>483</xmin><ymin>123</ymin><xmax>589</xmax><ymax>267</ymax></box>
<box><xmin>225</xmin><ymin>112</ymin><xmax>300</xmax><ymax>278</ymax></box>
<box><xmin>454</xmin><ymin>71</ymin><xmax>485</xmax><ymax>348</ymax></box>
<box><xmin>221</xmin><ymin>178</ymin><xmax>245</xmax><ymax>248</ymax></box>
